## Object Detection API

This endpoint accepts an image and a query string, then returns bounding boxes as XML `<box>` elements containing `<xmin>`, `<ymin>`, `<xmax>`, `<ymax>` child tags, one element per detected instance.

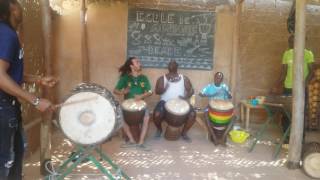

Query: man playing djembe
<box><xmin>153</xmin><ymin>60</ymin><xmax>196</xmax><ymax>142</ymax></box>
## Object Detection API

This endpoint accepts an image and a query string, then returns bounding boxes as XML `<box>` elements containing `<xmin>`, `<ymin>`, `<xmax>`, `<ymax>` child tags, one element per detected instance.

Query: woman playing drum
<box><xmin>114</xmin><ymin>57</ymin><xmax>152</xmax><ymax>150</ymax></box>
<box><xmin>153</xmin><ymin>60</ymin><xmax>196</xmax><ymax>142</ymax></box>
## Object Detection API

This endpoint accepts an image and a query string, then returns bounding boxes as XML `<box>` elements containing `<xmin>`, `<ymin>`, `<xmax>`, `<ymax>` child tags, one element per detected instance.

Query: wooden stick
<box><xmin>263</xmin><ymin>102</ymin><xmax>284</xmax><ymax>108</ymax></box>
<box><xmin>288</xmin><ymin>0</ymin><xmax>306</xmax><ymax>169</ymax></box>
<box><xmin>55</xmin><ymin>96</ymin><xmax>98</xmax><ymax>108</ymax></box>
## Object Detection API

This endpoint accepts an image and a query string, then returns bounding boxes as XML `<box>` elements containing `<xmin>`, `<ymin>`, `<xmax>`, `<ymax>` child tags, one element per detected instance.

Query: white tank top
<box><xmin>161</xmin><ymin>74</ymin><xmax>185</xmax><ymax>102</ymax></box>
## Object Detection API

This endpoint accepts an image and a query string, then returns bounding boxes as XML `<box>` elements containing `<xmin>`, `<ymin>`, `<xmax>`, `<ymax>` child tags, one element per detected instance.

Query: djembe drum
<box><xmin>164</xmin><ymin>98</ymin><xmax>190</xmax><ymax>140</ymax></box>
<box><xmin>59</xmin><ymin>83</ymin><xmax>123</xmax><ymax>146</ymax></box>
<box><xmin>121</xmin><ymin>99</ymin><xmax>146</xmax><ymax>142</ymax></box>
<box><xmin>207</xmin><ymin>99</ymin><xmax>234</xmax><ymax>143</ymax></box>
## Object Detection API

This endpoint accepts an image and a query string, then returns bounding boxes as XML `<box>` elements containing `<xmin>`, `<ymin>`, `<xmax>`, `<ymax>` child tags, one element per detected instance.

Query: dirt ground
<box><xmin>23</xmin><ymin>122</ymin><xmax>316</xmax><ymax>180</ymax></box>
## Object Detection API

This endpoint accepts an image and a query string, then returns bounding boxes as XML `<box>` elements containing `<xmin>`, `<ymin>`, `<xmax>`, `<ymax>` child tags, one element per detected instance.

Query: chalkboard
<box><xmin>127</xmin><ymin>8</ymin><xmax>215</xmax><ymax>70</ymax></box>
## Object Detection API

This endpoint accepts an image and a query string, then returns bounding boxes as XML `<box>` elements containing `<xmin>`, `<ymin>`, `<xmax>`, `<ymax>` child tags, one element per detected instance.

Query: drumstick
<box><xmin>55</xmin><ymin>96</ymin><xmax>98</xmax><ymax>108</ymax></box>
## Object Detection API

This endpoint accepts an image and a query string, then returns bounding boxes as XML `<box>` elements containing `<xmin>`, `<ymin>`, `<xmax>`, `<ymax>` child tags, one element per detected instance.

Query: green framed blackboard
<box><xmin>127</xmin><ymin>8</ymin><xmax>215</xmax><ymax>70</ymax></box>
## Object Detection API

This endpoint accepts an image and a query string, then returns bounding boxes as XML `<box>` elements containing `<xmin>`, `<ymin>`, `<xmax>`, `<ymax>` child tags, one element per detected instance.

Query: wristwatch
<box><xmin>31</xmin><ymin>97</ymin><xmax>40</xmax><ymax>106</ymax></box>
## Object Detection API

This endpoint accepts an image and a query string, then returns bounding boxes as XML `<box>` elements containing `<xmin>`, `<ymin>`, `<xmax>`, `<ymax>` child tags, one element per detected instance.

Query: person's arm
<box><xmin>113</xmin><ymin>75</ymin><xmax>129</xmax><ymax>96</ymax></box>
<box><xmin>306</xmin><ymin>63</ymin><xmax>315</xmax><ymax>83</ymax></box>
<box><xmin>113</xmin><ymin>88</ymin><xmax>129</xmax><ymax>96</ymax></box>
<box><xmin>223</xmin><ymin>84</ymin><xmax>232</xmax><ymax>99</ymax></box>
<box><xmin>135</xmin><ymin>90</ymin><xmax>152</xmax><ymax>100</ymax></box>
<box><xmin>23</xmin><ymin>74</ymin><xmax>58</xmax><ymax>87</ymax></box>
<box><xmin>199</xmin><ymin>84</ymin><xmax>210</xmax><ymax>97</ymax></box>
<box><xmin>135</xmin><ymin>75</ymin><xmax>153</xmax><ymax>100</ymax></box>
<box><xmin>155</xmin><ymin>76</ymin><xmax>167</xmax><ymax>95</ymax></box>
<box><xmin>0</xmin><ymin>60</ymin><xmax>52</xmax><ymax>112</ymax></box>
<box><xmin>305</xmin><ymin>50</ymin><xmax>315</xmax><ymax>84</ymax></box>
<box><xmin>183</xmin><ymin>75</ymin><xmax>194</xmax><ymax>99</ymax></box>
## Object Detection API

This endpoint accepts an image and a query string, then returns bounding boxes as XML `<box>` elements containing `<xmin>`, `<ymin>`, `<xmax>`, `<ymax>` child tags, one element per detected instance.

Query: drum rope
<box><xmin>45</xmin><ymin>161</ymin><xmax>61</xmax><ymax>180</ymax></box>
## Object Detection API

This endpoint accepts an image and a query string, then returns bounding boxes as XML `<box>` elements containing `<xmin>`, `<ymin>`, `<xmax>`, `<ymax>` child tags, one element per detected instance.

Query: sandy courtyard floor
<box><xmin>23</xmin><ymin>123</ymin><xmax>315</xmax><ymax>180</ymax></box>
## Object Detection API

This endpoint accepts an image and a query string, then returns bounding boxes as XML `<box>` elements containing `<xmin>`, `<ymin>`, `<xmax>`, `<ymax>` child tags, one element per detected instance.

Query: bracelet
<box><xmin>31</xmin><ymin>97</ymin><xmax>40</xmax><ymax>106</ymax></box>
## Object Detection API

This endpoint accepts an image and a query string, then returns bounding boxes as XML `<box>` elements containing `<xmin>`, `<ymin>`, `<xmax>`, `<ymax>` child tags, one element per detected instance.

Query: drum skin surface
<box><xmin>209</xmin><ymin>99</ymin><xmax>234</xmax><ymax>112</ymax></box>
<box><xmin>59</xmin><ymin>83</ymin><xmax>122</xmax><ymax>146</ymax></box>
<box><xmin>121</xmin><ymin>99</ymin><xmax>146</xmax><ymax>112</ymax></box>
<box><xmin>302</xmin><ymin>142</ymin><xmax>320</xmax><ymax>179</ymax></box>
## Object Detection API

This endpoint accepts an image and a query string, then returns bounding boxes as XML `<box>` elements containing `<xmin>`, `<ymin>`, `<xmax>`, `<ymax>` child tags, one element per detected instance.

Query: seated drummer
<box><xmin>200</xmin><ymin>72</ymin><xmax>232</xmax><ymax>146</ymax></box>
<box><xmin>114</xmin><ymin>57</ymin><xmax>152</xmax><ymax>150</ymax></box>
<box><xmin>199</xmin><ymin>72</ymin><xmax>232</xmax><ymax>101</ymax></box>
<box><xmin>153</xmin><ymin>60</ymin><xmax>196</xmax><ymax>142</ymax></box>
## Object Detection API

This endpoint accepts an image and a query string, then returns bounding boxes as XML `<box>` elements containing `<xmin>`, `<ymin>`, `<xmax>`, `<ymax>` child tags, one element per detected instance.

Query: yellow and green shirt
<box><xmin>115</xmin><ymin>74</ymin><xmax>151</xmax><ymax>99</ymax></box>
<box><xmin>282</xmin><ymin>49</ymin><xmax>314</xmax><ymax>89</ymax></box>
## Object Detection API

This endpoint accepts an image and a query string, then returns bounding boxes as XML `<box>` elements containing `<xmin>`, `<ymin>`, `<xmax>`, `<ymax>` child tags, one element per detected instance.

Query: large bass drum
<box><xmin>302</xmin><ymin>142</ymin><xmax>320</xmax><ymax>179</ymax></box>
<box><xmin>59</xmin><ymin>83</ymin><xmax>123</xmax><ymax>146</ymax></box>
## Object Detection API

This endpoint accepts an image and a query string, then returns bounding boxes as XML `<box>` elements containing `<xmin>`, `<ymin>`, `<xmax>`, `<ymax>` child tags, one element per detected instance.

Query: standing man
<box><xmin>153</xmin><ymin>60</ymin><xmax>196</xmax><ymax>142</ymax></box>
<box><xmin>0</xmin><ymin>0</ymin><xmax>57</xmax><ymax>179</ymax></box>
<box><xmin>271</xmin><ymin>35</ymin><xmax>314</xmax><ymax>136</ymax></box>
<box><xmin>114</xmin><ymin>57</ymin><xmax>152</xmax><ymax>150</ymax></box>
<box><xmin>199</xmin><ymin>72</ymin><xmax>232</xmax><ymax>100</ymax></box>
<box><xmin>271</xmin><ymin>35</ymin><xmax>314</xmax><ymax>95</ymax></box>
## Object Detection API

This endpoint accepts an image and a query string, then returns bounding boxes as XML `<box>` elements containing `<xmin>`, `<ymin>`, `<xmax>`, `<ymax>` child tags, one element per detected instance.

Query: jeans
<box><xmin>0</xmin><ymin>95</ymin><xmax>24</xmax><ymax>180</ymax></box>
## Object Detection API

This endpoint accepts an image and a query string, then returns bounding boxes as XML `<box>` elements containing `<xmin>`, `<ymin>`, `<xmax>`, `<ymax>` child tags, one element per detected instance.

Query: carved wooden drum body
<box><xmin>59</xmin><ymin>83</ymin><xmax>123</xmax><ymax>146</ymax></box>
<box><xmin>164</xmin><ymin>98</ymin><xmax>190</xmax><ymax>140</ymax></box>
<box><xmin>207</xmin><ymin>100</ymin><xmax>234</xmax><ymax>140</ymax></box>
<box><xmin>121</xmin><ymin>99</ymin><xmax>146</xmax><ymax>142</ymax></box>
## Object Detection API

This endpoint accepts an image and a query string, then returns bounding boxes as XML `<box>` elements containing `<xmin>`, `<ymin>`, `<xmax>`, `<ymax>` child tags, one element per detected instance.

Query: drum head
<box><xmin>59</xmin><ymin>92</ymin><xmax>116</xmax><ymax>145</ymax></box>
<box><xmin>121</xmin><ymin>99</ymin><xmax>146</xmax><ymax>112</ymax></box>
<box><xmin>165</xmin><ymin>98</ymin><xmax>190</xmax><ymax>116</ymax></box>
<box><xmin>303</xmin><ymin>142</ymin><xmax>320</xmax><ymax>178</ymax></box>
<box><xmin>303</xmin><ymin>153</ymin><xmax>320</xmax><ymax>178</ymax></box>
<box><xmin>209</xmin><ymin>100</ymin><xmax>234</xmax><ymax>112</ymax></box>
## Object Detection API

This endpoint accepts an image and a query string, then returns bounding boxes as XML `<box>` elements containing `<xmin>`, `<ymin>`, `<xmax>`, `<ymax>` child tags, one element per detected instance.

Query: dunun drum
<box><xmin>164</xmin><ymin>98</ymin><xmax>190</xmax><ymax>140</ymax></box>
<box><xmin>59</xmin><ymin>83</ymin><xmax>123</xmax><ymax>146</ymax></box>
<box><xmin>121</xmin><ymin>99</ymin><xmax>146</xmax><ymax>142</ymax></box>
<box><xmin>207</xmin><ymin>100</ymin><xmax>234</xmax><ymax>142</ymax></box>
<box><xmin>302</xmin><ymin>142</ymin><xmax>320</xmax><ymax>179</ymax></box>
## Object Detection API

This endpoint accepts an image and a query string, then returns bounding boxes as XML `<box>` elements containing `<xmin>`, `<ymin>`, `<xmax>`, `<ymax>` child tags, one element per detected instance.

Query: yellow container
<box><xmin>229</xmin><ymin>130</ymin><xmax>250</xmax><ymax>143</ymax></box>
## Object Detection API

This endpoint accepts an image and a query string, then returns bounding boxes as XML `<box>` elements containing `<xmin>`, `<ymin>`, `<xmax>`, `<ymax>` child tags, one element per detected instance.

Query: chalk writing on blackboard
<box><xmin>127</xmin><ymin>8</ymin><xmax>215</xmax><ymax>70</ymax></box>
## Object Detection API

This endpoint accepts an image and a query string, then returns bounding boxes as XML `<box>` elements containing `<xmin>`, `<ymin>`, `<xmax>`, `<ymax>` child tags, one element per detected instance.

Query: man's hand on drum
<box><xmin>36</xmin><ymin>98</ymin><xmax>55</xmax><ymax>112</ymax></box>
<box><xmin>134</xmin><ymin>94</ymin><xmax>143</xmax><ymax>101</ymax></box>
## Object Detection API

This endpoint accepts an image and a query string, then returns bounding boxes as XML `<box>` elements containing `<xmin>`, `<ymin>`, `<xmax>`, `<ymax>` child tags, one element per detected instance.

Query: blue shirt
<box><xmin>0</xmin><ymin>21</ymin><xmax>23</xmax><ymax>85</ymax></box>
<box><xmin>201</xmin><ymin>83</ymin><xmax>231</xmax><ymax>100</ymax></box>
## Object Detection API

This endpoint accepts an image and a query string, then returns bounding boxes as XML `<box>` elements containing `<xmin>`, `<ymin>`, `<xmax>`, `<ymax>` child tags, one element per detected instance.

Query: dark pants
<box><xmin>281</xmin><ymin>88</ymin><xmax>292</xmax><ymax>134</ymax></box>
<box><xmin>0</xmin><ymin>95</ymin><xmax>25</xmax><ymax>180</ymax></box>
